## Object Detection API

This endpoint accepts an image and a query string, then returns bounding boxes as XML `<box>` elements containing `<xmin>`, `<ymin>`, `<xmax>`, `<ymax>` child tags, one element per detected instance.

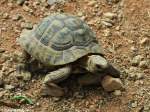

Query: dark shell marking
<box><xmin>18</xmin><ymin>13</ymin><xmax>104</xmax><ymax>66</ymax></box>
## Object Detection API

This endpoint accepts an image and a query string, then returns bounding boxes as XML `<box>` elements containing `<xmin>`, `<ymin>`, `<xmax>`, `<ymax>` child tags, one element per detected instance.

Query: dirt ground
<box><xmin>0</xmin><ymin>0</ymin><xmax>150</xmax><ymax>112</ymax></box>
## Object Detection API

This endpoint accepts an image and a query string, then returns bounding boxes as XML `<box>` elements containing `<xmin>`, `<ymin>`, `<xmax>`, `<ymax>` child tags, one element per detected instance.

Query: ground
<box><xmin>0</xmin><ymin>0</ymin><xmax>150</xmax><ymax>112</ymax></box>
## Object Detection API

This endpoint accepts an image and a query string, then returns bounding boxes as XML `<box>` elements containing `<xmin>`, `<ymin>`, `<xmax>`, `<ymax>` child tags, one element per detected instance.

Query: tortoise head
<box><xmin>86</xmin><ymin>55</ymin><xmax>109</xmax><ymax>73</ymax></box>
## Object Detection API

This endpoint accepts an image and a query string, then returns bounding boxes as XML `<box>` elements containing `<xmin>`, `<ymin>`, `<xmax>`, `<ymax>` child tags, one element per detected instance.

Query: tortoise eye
<box><xmin>96</xmin><ymin>64</ymin><xmax>102</xmax><ymax>69</ymax></box>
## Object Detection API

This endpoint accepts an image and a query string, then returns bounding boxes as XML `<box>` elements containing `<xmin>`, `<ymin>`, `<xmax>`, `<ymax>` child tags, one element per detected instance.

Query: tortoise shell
<box><xmin>18</xmin><ymin>13</ymin><xmax>104</xmax><ymax>66</ymax></box>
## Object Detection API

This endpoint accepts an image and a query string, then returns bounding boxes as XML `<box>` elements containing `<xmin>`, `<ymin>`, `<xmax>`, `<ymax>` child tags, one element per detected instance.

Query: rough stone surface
<box><xmin>21</xmin><ymin>22</ymin><xmax>33</xmax><ymax>29</ymax></box>
<box><xmin>101</xmin><ymin>75</ymin><xmax>123</xmax><ymax>92</ymax></box>
<box><xmin>47</xmin><ymin>0</ymin><xmax>66</xmax><ymax>5</ymax></box>
<box><xmin>131</xmin><ymin>55</ymin><xmax>143</xmax><ymax>66</ymax></box>
<box><xmin>113</xmin><ymin>90</ymin><xmax>122</xmax><ymax>96</ymax></box>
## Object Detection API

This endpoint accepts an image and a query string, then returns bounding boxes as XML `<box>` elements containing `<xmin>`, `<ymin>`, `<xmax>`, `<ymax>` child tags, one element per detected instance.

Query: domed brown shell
<box><xmin>18</xmin><ymin>13</ymin><xmax>104</xmax><ymax>66</ymax></box>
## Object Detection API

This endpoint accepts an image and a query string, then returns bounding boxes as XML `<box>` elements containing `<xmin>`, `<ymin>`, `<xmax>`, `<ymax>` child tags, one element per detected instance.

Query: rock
<box><xmin>87</xmin><ymin>1</ymin><xmax>97</xmax><ymax>6</ymax></box>
<box><xmin>21</xmin><ymin>22</ymin><xmax>33</xmax><ymax>29</ymax></box>
<box><xmin>131</xmin><ymin>55</ymin><xmax>143</xmax><ymax>66</ymax></box>
<box><xmin>47</xmin><ymin>0</ymin><xmax>65</xmax><ymax>5</ymax></box>
<box><xmin>115</xmin><ymin>26</ymin><xmax>120</xmax><ymax>31</ymax></box>
<box><xmin>103</xmin><ymin>12</ymin><xmax>117</xmax><ymax>19</ymax></box>
<box><xmin>88</xmin><ymin>19</ymin><xmax>96</xmax><ymax>25</ymax></box>
<box><xmin>101</xmin><ymin>21</ymin><xmax>113</xmax><ymax>27</ymax></box>
<box><xmin>0</xmin><ymin>48</ymin><xmax>5</xmax><ymax>53</ymax></box>
<box><xmin>113</xmin><ymin>90</ymin><xmax>122</xmax><ymax>96</ymax></box>
<box><xmin>142</xmin><ymin>105</ymin><xmax>150</xmax><ymax>112</ymax></box>
<box><xmin>136</xmin><ymin>73</ymin><xmax>144</xmax><ymax>80</ymax></box>
<box><xmin>101</xmin><ymin>12</ymin><xmax>117</xmax><ymax>27</ymax></box>
<box><xmin>106</xmin><ymin>0</ymin><xmax>120</xmax><ymax>4</ymax></box>
<box><xmin>101</xmin><ymin>75</ymin><xmax>123</xmax><ymax>92</ymax></box>
<box><xmin>0</xmin><ymin>80</ymin><xmax>4</xmax><ymax>87</ymax></box>
<box><xmin>12</xmin><ymin>14</ymin><xmax>22</xmax><ymax>21</ymax></box>
<box><xmin>17</xmin><ymin>0</ymin><xmax>26</xmax><ymax>5</ymax></box>
<box><xmin>3</xmin><ymin>13</ymin><xmax>9</xmax><ymax>19</ymax></box>
<box><xmin>130</xmin><ymin>100</ymin><xmax>138</xmax><ymax>108</ymax></box>
<box><xmin>1</xmin><ymin>54</ymin><xmax>10</xmax><ymax>63</ymax></box>
<box><xmin>40</xmin><ymin>0</ymin><xmax>46</xmax><ymax>3</ymax></box>
<box><xmin>4</xmin><ymin>84</ymin><xmax>15</xmax><ymax>90</ymax></box>
<box><xmin>140</xmin><ymin>38</ymin><xmax>150</xmax><ymax>46</ymax></box>
<box><xmin>129</xmin><ymin>72</ymin><xmax>144</xmax><ymax>80</ymax></box>
<box><xmin>0</xmin><ymin>90</ymin><xmax>7</xmax><ymax>98</ymax></box>
<box><xmin>0</xmin><ymin>73</ymin><xmax>4</xmax><ymax>87</ymax></box>
<box><xmin>139</xmin><ymin>60</ymin><xmax>149</xmax><ymax>68</ymax></box>
<box><xmin>77</xmin><ymin>12</ymin><xmax>83</xmax><ymax>17</ymax></box>
<box><xmin>23</xmin><ymin>5</ymin><xmax>32</xmax><ymax>12</ymax></box>
<box><xmin>130</xmin><ymin>46</ymin><xmax>138</xmax><ymax>52</ymax></box>
<box><xmin>103</xmin><ymin>29</ymin><xmax>111</xmax><ymax>37</ymax></box>
<box><xmin>16</xmin><ymin>71</ymin><xmax>31</xmax><ymax>81</ymax></box>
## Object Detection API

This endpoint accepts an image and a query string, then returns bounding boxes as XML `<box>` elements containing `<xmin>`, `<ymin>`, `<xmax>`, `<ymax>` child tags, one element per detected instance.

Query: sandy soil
<box><xmin>0</xmin><ymin>0</ymin><xmax>149</xmax><ymax>112</ymax></box>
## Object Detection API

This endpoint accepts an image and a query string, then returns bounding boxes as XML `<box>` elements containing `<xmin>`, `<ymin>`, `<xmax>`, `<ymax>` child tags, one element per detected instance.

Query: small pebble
<box><xmin>0</xmin><ymin>48</ymin><xmax>5</xmax><ymax>53</ymax></box>
<box><xmin>88</xmin><ymin>1</ymin><xmax>97</xmax><ymax>6</ymax></box>
<box><xmin>136</xmin><ymin>73</ymin><xmax>144</xmax><ymax>80</ymax></box>
<box><xmin>106</xmin><ymin>0</ymin><xmax>120</xmax><ymax>4</ymax></box>
<box><xmin>12</xmin><ymin>14</ymin><xmax>22</xmax><ymax>21</ymax></box>
<box><xmin>21</xmin><ymin>22</ymin><xmax>33</xmax><ymax>29</ymax></box>
<box><xmin>23</xmin><ymin>5</ymin><xmax>31</xmax><ymax>12</ymax></box>
<box><xmin>140</xmin><ymin>38</ymin><xmax>150</xmax><ymax>46</ymax></box>
<box><xmin>139</xmin><ymin>60</ymin><xmax>149</xmax><ymax>68</ymax></box>
<box><xmin>77</xmin><ymin>12</ymin><xmax>83</xmax><ymax>17</ymax></box>
<box><xmin>113</xmin><ymin>90</ymin><xmax>122</xmax><ymax>96</ymax></box>
<box><xmin>131</xmin><ymin>100</ymin><xmax>138</xmax><ymax>108</ymax></box>
<box><xmin>103</xmin><ymin>12</ymin><xmax>117</xmax><ymax>19</ymax></box>
<box><xmin>16</xmin><ymin>71</ymin><xmax>31</xmax><ymax>81</ymax></box>
<box><xmin>101</xmin><ymin>21</ymin><xmax>113</xmax><ymax>27</ymax></box>
<box><xmin>103</xmin><ymin>29</ymin><xmax>111</xmax><ymax>37</ymax></box>
<box><xmin>4</xmin><ymin>84</ymin><xmax>15</xmax><ymax>90</ymax></box>
<box><xmin>131</xmin><ymin>55</ymin><xmax>143</xmax><ymax>66</ymax></box>
<box><xmin>3</xmin><ymin>13</ymin><xmax>9</xmax><ymax>19</ymax></box>
<box><xmin>47</xmin><ymin>0</ymin><xmax>65</xmax><ymax>5</ymax></box>
<box><xmin>0</xmin><ymin>78</ymin><xmax>4</xmax><ymax>87</ymax></box>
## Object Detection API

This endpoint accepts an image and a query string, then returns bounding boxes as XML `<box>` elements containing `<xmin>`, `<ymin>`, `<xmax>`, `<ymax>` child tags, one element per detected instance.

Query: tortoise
<box><xmin>17</xmin><ymin>13</ymin><xmax>120</xmax><ymax>97</ymax></box>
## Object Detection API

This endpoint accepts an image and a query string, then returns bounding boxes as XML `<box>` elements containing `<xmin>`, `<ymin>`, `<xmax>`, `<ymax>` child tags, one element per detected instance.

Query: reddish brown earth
<box><xmin>0</xmin><ymin>0</ymin><xmax>149</xmax><ymax>112</ymax></box>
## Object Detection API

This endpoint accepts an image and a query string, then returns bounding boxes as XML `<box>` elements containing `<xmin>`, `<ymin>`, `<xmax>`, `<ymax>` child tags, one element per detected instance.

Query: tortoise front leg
<box><xmin>41</xmin><ymin>66</ymin><xmax>72</xmax><ymax>97</ymax></box>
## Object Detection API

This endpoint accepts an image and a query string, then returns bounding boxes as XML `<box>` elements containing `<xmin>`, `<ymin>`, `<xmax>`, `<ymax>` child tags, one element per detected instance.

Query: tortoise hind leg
<box><xmin>16</xmin><ymin>50</ymin><xmax>31</xmax><ymax>73</ymax></box>
<box><xmin>41</xmin><ymin>66</ymin><xmax>72</xmax><ymax>97</ymax></box>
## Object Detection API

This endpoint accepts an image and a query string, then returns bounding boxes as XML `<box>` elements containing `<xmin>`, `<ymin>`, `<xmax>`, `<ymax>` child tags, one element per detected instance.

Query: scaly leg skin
<box><xmin>41</xmin><ymin>66</ymin><xmax>72</xmax><ymax>97</ymax></box>
<box><xmin>16</xmin><ymin>50</ymin><xmax>31</xmax><ymax>73</ymax></box>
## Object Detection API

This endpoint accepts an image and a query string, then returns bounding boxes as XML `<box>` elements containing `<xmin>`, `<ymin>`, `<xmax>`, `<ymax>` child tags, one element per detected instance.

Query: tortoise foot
<box><xmin>41</xmin><ymin>83</ymin><xmax>65</xmax><ymax>97</ymax></box>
